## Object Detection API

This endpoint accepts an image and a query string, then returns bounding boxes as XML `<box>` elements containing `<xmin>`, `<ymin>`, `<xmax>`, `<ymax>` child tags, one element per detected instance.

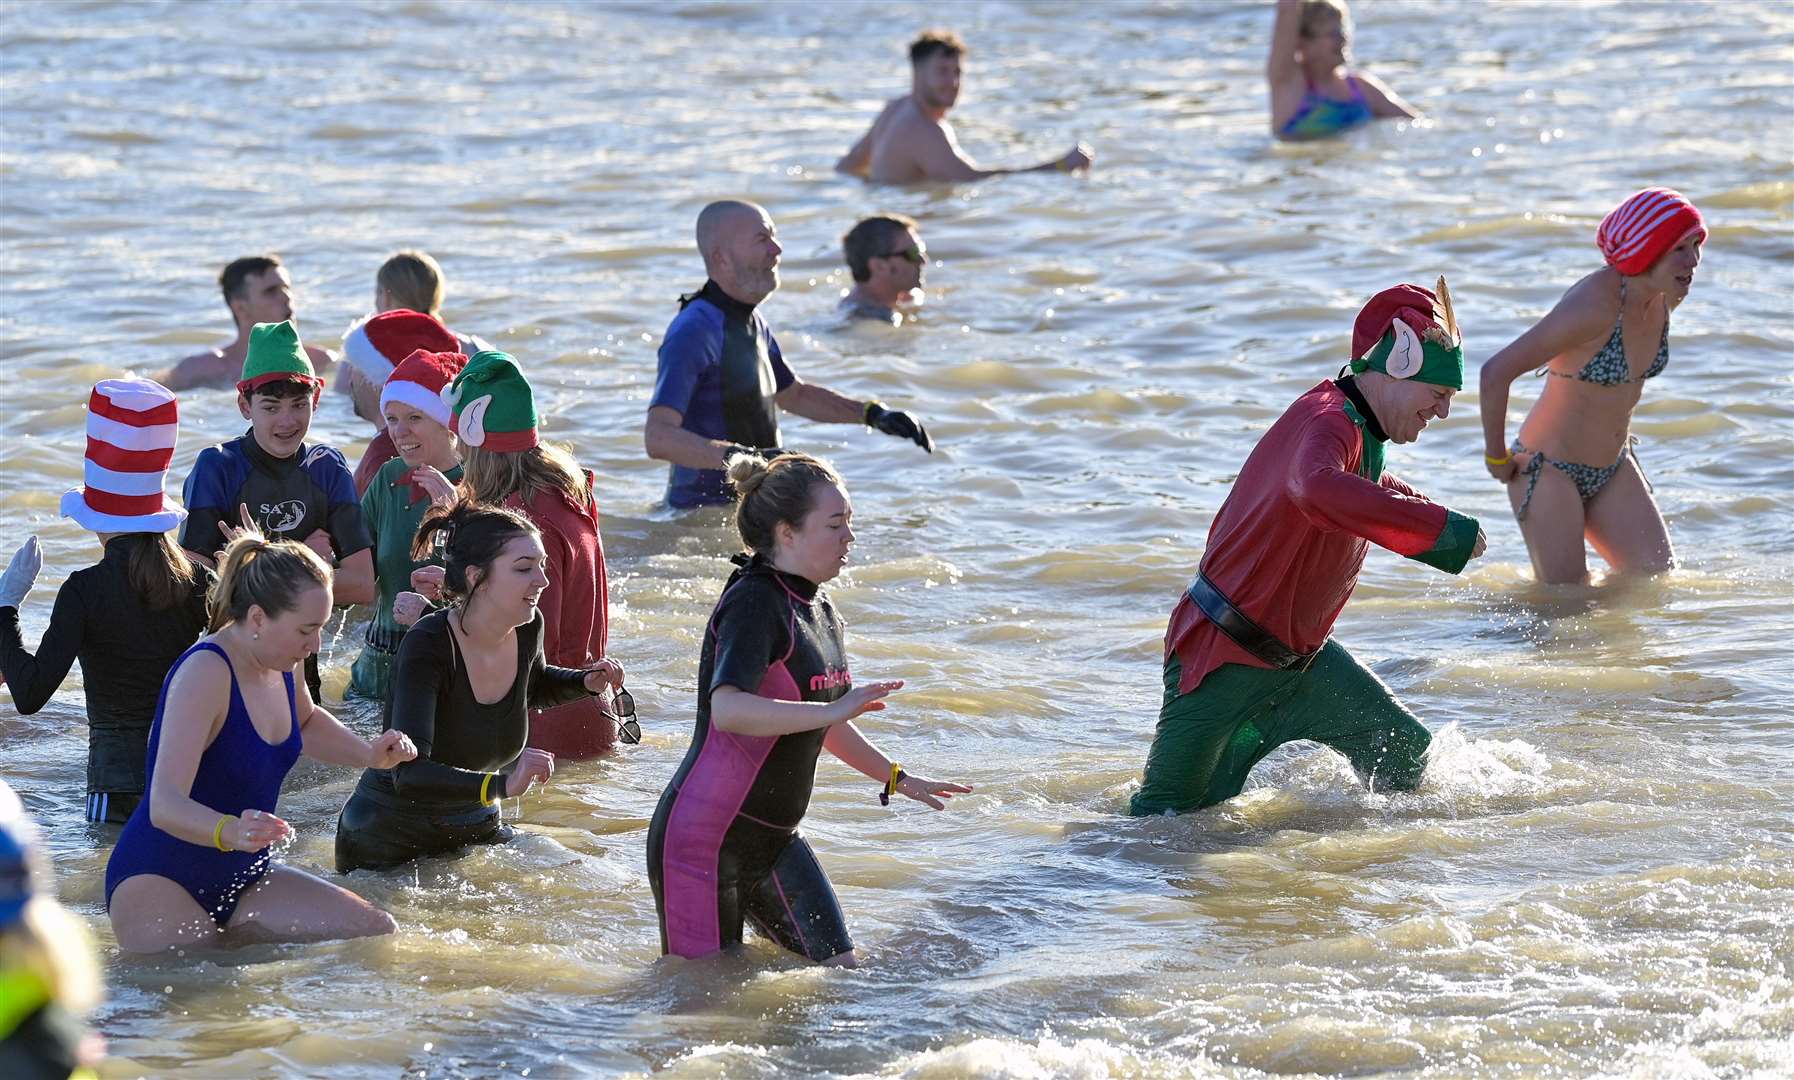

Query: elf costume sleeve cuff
<box><xmin>1408</xmin><ymin>509</ymin><xmax>1479</xmax><ymax>574</ymax></box>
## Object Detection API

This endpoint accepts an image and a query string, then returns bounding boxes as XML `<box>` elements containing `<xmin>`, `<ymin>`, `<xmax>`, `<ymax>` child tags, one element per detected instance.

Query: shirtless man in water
<box><xmin>836</xmin><ymin>30</ymin><xmax>1092</xmax><ymax>184</ymax></box>
<box><xmin>160</xmin><ymin>255</ymin><xmax>336</xmax><ymax>391</ymax></box>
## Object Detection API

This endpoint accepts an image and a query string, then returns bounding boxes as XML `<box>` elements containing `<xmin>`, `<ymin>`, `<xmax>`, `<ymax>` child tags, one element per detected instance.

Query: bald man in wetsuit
<box><xmin>835</xmin><ymin>29</ymin><xmax>1092</xmax><ymax>184</ymax></box>
<box><xmin>644</xmin><ymin>200</ymin><xmax>934</xmax><ymax>510</ymax></box>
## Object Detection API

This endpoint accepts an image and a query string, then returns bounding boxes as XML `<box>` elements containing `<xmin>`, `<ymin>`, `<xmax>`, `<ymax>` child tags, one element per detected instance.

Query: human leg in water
<box><xmin>1129</xmin><ymin>656</ymin><xmax>1307</xmax><ymax>816</ymax></box>
<box><xmin>743</xmin><ymin>833</ymin><xmax>854</xmax><ymax>966</ymax></box>
<box><xmin>1508</xmin><ymin>448</ymin><xmax>1591</xmax><ymax>585</ymax></box>
<box><xmin>1584</xmin><ymin>451</ymin><xmax>1674</xmax><ymax>576</ymax></box>
<box><xmin>1279</xmin><ymin>640</ymin><xmax>1431</xmax><ymax>794</ymax></box>
<box><xmin>223</xmin><ymin>864</ymin><xmax>396</xmax><ymax>946</ymax></box>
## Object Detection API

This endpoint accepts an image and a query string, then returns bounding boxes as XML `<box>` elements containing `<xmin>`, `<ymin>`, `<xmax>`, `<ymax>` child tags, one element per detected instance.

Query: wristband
<box><xmin>1484</xmin><ymin>453</ymin><xmax>1511</xmax><ymax>466</ymax></box>
<box><xmin>880</xmin><ymin>763</ymin><xmax>906</xmax><ymax>806</ymax></box>
<box><xmin>212</xmin><ymin>815</ymin><xmax>232</xmax><ymax>852</ymax></box>
<box><xmin>480</xmin><ymin>773</ymin><xmax>497</xmax><ymax>804</ymax></box>
<box><xmin>862</xmin><ymin>400</ymin><xmax>883</xmax><ymax>424</ymax></box>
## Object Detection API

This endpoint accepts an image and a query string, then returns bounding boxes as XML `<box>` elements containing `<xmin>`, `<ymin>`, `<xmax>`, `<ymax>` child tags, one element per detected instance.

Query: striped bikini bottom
<box><xmin>1513</xmin><ymin>436</ymin><xmax>1648</xmax><ymax>520</ymax></box>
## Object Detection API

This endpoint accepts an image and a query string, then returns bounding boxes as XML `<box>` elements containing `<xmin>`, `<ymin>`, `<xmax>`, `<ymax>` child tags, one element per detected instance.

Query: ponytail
<box><xmin>207</xmin><ymin>530</ymin><xmax>331</xmax><ymax>633</ymax></box>
<box><xmin>412</xmin><ymin>499</ymin><xmax>538</xmax><ymax>608</ymax></box>
<box><xmin>725</xmin><ymin>451</ymin><xmax>842</xmax><ymax>555</ymax></box>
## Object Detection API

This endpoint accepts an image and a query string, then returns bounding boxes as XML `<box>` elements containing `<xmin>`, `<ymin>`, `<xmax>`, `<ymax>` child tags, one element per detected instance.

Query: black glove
<box><xmin>863</xmin><ymin>402</ymin><xmax>934</xmax><ymax>453</ymax></box>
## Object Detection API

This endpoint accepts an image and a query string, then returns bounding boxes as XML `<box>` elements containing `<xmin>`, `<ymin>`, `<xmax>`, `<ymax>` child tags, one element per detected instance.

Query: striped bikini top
<box><xmin>1543</xmin><ymin>278</ymin><xmax>1668</xmax><ymax>385</ymax></box>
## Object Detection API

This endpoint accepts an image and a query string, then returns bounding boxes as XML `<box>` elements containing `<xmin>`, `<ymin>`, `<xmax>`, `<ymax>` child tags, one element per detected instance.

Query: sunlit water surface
<box><xmin>1</xmin><ymin>1</ymin><xmax>1790</xmax><ymax>1076</ymax></box>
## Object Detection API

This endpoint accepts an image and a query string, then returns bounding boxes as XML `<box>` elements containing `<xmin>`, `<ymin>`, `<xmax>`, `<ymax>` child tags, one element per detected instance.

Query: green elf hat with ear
<box><xmin>443</xmin><ymin>350</ymin><xmax>539</xmax><ymax>452</ymax></box>
<box><xmin>237</xmin><ymin>320</ymin><xmax>323</xmax><ymax>401</ymax></box>
<box><xmin>1348</xmin><ymin>277</ymin><xmax>1466</xmax><ymax>390</ymax></box>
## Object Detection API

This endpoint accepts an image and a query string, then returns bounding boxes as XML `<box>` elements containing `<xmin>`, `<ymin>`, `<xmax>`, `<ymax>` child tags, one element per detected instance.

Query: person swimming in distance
<box><xmin>335</xmin><ymin>501</ymin><xmax>625</xmax><ymax>873</ymax></box>
<box><xmin>647</xmin><ymin>452</ymin><xmax>971</xmax><ymax>966</ymax></box>
<box><xmin>159</xmin><ymin>255</ymin><xmax>336</xmax><ymax>391</ymax></box>
<box><xmin>839</xmin><ymin>215</ymin><xmax>928</xmax><ymax>326</ymax></box>
<box><xmin>1268</xmin><ymin>0</ymin><xmax>1416</xmax><ymax>141</ymax></box>
<box><xmin>104</xmin><ymin>531</ymin><xmax>416</xmax><ymax>954</ymax></box>
<box><xmin>644</xmin><ymin>200</ymin><xmax>934</xmax><ymax>511</ymax></box>
<box><xmin>836</xmin><ymin>29</ymin><xmax>1092</xmax><ymax>183</ymax></box>
<box><xmin>1478</xmin><ymin>188</ymin><xmax>1706</xmax><ymax>585</ymax></box>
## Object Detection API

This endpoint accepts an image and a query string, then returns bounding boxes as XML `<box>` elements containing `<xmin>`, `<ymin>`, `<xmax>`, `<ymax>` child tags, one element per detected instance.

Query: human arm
<box><xmin>1287</xmin><ymin>415</ymin><xmax>1480</xmax><ymax>571</ymax></box>
<box><xmin>821</xmin><ymin>721</ymin><xmax>973</xmax><ymax>809</ymax></box>
<box><xmin>157</xmin><ymin>350</ymin><xmax>231</xmax><ymax>393</ymax></box>
<box><xmin>1478</xmin><ymin>280</ymin><xmax>1612</xmax><ymax>481</ymax></box>
<box><xmin>644</xmin><ymin>406</ymin><xmax>746</xmax><ymax>470</ymax></box>
<box><xmin>144</xmin><ymin>650</ymin><xmax>292</xmax><ymax>850</ymax></box>
<box><xmin>292</xmin><ymin>673</ymin><xmax>415</xmax><ymax>769</ymax></box>
<box><xmin>0</xmin><ymin>544</ymin><xmax>82</xmax><ymax>713</ymax></box>
<box><xmin>835</xmin><ymin>104</ymin><xmax>888</xmax><ymax>176</ymax></box>
<box><xmin>710</xmin><ymin>680</ymin><xmax>902</xmax><ymax>738</ymax></box>
<box><xmin>775</xmin><ymin>379</ymin><xmax>869</xmax><ymax>424</ymax></box>
<box><xmin>1266</xmin><ymin>0</ymin><xmax>1307</xmax><ymax>131</ymax></box>
<box><xmin>1356</xmin><ymin>71</ymin><xmax>1419</xmax><ymax>120</ymax></box>
<box><xmin>906</xmin><ymin>119</ymin><xmax>1090</xmax><ymax>181</ymax></box>
<box><xmin>322</xmin><ymin>458</ymin><xmax>376</xmax><ymax>604</ymax></box>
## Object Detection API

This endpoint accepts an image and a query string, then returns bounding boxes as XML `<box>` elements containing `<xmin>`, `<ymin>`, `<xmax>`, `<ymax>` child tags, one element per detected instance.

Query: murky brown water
<box><xmin>1</xmin><ymin>1</ymin><xmax>1790</xmax><ymax>1076</ymax></box>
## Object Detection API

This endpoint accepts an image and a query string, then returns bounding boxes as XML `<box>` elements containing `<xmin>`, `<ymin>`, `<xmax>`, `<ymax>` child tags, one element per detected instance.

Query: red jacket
<box><xmin>508</xmin><ymin>471</ymin><xmax>608</xmax><ymax>667</ymax></box>
<box><xmin>1167</xmin><ymin>381</ymin><xmax>1452</xmax><ymax>694</ymax></box>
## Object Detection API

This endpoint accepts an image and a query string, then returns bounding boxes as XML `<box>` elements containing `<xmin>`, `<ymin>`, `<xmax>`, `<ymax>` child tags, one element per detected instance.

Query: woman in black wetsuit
<box><xmin>647</xmin><ymin>452</ymin><xmax>971</xmax><ymax>966</ymax></box>
<box><xmin>334</xmin><ymin>501</ymin><xmax>624</xmax><ymax>873</ymax></box>
<box><xmin>0</xmin><ymin>378</ymin><xmax>211</xmax><ymax>824</ymax></box>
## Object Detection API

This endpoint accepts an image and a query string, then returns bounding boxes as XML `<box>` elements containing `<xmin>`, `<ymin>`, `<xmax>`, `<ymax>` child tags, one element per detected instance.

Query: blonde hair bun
<box><xmin>726</xmin><ymin>453</ymin><xmax>770</xmax><ymax>497</ymax></box>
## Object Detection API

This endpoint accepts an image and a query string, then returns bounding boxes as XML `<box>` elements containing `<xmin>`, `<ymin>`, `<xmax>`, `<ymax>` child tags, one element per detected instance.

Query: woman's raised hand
<box><xmin>826</xmin><ymin>680</ymin><xmax>904</xmax><ymax>725</ymax></box>
<box><xmin>411</xmin><ymin>466</ymin><xmax>458</xmax><ymax>509</ymax></box>
<box><xmin>410</xmin><ymin>564</ymin><xmax>446</xmax><ymax>602</ymax></box>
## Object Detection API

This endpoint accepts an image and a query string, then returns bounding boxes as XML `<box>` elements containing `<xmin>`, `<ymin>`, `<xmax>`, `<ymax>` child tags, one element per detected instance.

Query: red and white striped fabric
<box><xmin>59</xmin><ymin>378</ymin><xmax>186</xmax><ymax>533</ymax></box>
<box><xmin>1596</xmin><ymin>187</ymin><xmax>1707</xmax><ymax>276</ymax></box>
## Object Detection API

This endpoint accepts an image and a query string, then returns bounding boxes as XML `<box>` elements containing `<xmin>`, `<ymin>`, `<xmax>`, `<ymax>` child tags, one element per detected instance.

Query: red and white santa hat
<box><xmin>380</xmin><ymin>349</ymin><xmax>467</xmax><ymax>428</ymax></box>
<box><xmin>60</xmin><ymin>378</ymin><xmax>186</xmax><ymax>534</ymax></box>
<box><xmin>342</xmin><ymin>309</ymin><xmax>460</xmax><ymax>384</ymax></box>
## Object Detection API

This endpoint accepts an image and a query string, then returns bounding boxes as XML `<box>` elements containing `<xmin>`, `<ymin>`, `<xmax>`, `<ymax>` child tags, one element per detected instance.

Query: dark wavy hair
<box><xmin>412</xmin><ymin>499</ymin><xmax>540</xmax><ymax>607</ymax></box>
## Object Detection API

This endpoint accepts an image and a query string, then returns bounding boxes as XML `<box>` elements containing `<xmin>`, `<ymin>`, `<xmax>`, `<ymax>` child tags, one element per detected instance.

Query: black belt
<box><xmin>1186</xmin><ymin>572</ymin><xmax>1319</xmax><ymax>670</ymax></box>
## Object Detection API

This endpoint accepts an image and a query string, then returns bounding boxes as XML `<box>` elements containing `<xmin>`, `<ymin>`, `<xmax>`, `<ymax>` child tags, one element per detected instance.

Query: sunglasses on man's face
<box><xmin>883</xmin><ymin>246</ymin><xmax>927</xmax><ymax>265</ymax></box>
<box><xmin>612</xmin><ymin>686</ymin><xmax>641</xmax><ymax>745</ymax></box>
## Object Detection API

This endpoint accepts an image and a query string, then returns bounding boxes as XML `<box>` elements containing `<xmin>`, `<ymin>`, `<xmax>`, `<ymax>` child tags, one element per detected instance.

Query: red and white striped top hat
<box><xmin>59</xmin><ymin>378</ymin><xmax>186</xmax><ymax>534</ymax></box>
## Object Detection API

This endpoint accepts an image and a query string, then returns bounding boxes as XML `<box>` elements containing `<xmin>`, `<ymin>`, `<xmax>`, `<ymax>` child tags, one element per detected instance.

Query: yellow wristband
<box><xmin>212</xmin><ymin>815</ymin><xmax>232</xmax><ymax>852</ymax></box>
<box><xmin>480</xmin><ymin>773</ymin><xmax>495</xmax><ymax>804</ymax></box>
<box><xmin>1484</xmin><ymin>453</ymin><xmax>1511</xmax><ymax>466</ymax></box>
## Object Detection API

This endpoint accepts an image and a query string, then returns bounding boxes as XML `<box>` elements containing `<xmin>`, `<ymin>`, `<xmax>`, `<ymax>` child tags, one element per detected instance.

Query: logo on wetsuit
<box><xmin>809</xmin><ymin>667</ymin><xmax>851</xmax><ymax>693</ymax></box>
<box><xmin>258</xmin><ymin>499</ymin><xmax>306</xmax><ymax>533</ymax></box>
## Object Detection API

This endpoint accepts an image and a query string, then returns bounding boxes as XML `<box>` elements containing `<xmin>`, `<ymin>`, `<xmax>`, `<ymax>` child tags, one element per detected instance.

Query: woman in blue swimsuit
<box><xmin>1267</xmin><ymin>0</ymin><xmax>1417</xmax><ymax>141</ymax></box>
<box><xmin>1479</xmin><ymin>188</ymin><xmax>1707</xmax><ymax>584</ymax></box>
<box><xmin>105</xmin><ymin>531</ymin><xmax>417</xmax><ymax>954</ymax></box>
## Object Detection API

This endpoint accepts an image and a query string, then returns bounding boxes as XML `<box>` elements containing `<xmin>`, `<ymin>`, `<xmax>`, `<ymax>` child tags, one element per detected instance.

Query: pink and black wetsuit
<box><xmin>647</xmin><ymin>554</ymin><xmax>855</xmax><ymax>962</ymax></box>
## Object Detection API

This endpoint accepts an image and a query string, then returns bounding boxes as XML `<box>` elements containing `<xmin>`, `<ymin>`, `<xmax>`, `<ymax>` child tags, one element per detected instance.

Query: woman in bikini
<box><xmin>1479</xmin><ymin>188</ymin><xmax>1707</xmax><ymax>584</ymax></box>
<box><xmin>1267</xmin><ymin>0</ymin><xmax>1416</xmax><ymax>141</ymax></box>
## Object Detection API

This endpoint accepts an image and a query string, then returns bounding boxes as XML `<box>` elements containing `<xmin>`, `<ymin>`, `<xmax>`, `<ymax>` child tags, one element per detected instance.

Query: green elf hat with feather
<box><xmin>1349</xmin><ymin>276</ymin><xmax>1465</xmax><ymax>390</ymax></box>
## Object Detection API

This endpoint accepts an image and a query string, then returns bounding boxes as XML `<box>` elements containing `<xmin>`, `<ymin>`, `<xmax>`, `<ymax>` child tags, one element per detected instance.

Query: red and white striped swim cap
<box><xmin>1597</xmin><ymin>187</ymin><xmax>1707</xmax><ymax>276</ymax></box>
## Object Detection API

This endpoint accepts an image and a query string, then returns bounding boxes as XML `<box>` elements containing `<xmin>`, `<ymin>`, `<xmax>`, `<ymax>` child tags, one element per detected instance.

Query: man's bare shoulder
<box><xmin>159</xmin><ymin>348</ymin><xmax>234</xmax><ymax>391</ymax></box>
<box><xmin>868</xmin><ymin>100</ymin><xmax>953</xmax><ymax>182</ymax></box>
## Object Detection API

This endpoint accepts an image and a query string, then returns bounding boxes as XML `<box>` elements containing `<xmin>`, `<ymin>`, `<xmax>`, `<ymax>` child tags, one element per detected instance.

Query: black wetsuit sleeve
<box><xmin>385</xmin><ymin>621</ymin><xmax>500</xmax><ymax>802</ymax></box>
<box><xmin>0</xmin><ymin>582</ymin><xmax>86</xmax><ymax>716</ymax></box>
<box><xmin>523</xmin><ymin>613</ymin><xmax>594</xmax><ymax>710</ymax></box>
<box><xmin>324</xmin><ymin>471</ymin><xmax>374</xmax><ymax>558</ymax></box>
<box><xmin>709</xmin><ymin>584</ymin><xmax>785</xmax><ymax>695</ymax></box>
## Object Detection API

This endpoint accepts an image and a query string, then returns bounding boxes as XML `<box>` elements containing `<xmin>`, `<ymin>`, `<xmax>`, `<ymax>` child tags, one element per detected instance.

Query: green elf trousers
<box><xmin>1128</xmin><ymin>640</ymin><xmax>1431</xmax><ymax>816</ymax></box>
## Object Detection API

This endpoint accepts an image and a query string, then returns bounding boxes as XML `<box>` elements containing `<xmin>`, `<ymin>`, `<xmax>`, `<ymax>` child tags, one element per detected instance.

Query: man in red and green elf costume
<box><xmin>1130</xmin><ymin>279</ymin><xmax>1486</xmax><ymax>816</ymax></box>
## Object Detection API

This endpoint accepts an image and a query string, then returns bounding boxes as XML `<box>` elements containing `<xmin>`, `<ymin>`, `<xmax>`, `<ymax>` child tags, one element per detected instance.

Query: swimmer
<box><xmin>159</xmin><ymin>255</ymin><xmax>336</xmax><ymax>391</ymax></box>
<box><xmin>408</xmin><ymin>351</ymin><xmax>623</xmax><ymax>759</ymax></box>
<box><xmin>1479</xmin><ymin>188</ymin><xmax>1705</xmax><ymax>584</ymax></box>
<box><xmin>178</xmin><ymin>320</ymin><xmax>375</xmax><ymax>701</ymax></box>
<box><xmin>340</xmin><ymin>309</ymin><xmax>461</xmax><ymax>497</ymax></box>
<box><xmin>647</xmin><ymin>453</ymin><xmax>971</xmax><ymax>966</ymax></box>
<box><xmin>1130</xmin><ymin>280</ymin><xmax>1485</xmax><ymax>816</ymax></box>
<box><xmin>104</xmin><ymin>531</ymin><xmax>416</xmax><ymax>954</ymax></box>
<box><xmin>336</xmin><ymin>502</ymin><xmax>624</xmax><ymax>872</ymax></box>
<box><xmin>346</xmin><ymin>349</ymin><xmax>466</xmax><ymax>702</ymax></box>
<box><xmin>0</xmin><ymin>379</ymin><xmax>210</xmax><ymax>824</ymax></box>
<box><xmin>840</xmin><ymin>215</ymin><xmax>927</xmax><ymax>326</ymax></box>
<box><xmin>645</xmin><ymin>200</ymin><xmax>934</xmax><ymax>509</ymax></box>
<box><xmin>1268</xmin><ymin>0</ymin><xmax>1416</xmax><ymax>141</ymax></box>
<box><xmin>371</xmin><ymin>250</ymin><xmax>492</xmax><ymax>358</ymax></box>
<box><xmin>835</xmin><ymin>30</ymin><xmax>1092</xmax><ymax>183</ymax></box>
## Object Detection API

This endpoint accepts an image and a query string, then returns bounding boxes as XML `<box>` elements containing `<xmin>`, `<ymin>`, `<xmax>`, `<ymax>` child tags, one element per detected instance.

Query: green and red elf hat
<box><xmin>1349</xmin><ymin>277</ymin><xmax>1465</xmax><ymax>390</ymax></box>
<box><xmin>442</xmin><ymin>350</ymin><xmax>539</xmax><ymax>452</ymax></box>
<box><xmin>236</xmin><ymin>320</ymin><xmax>324</xmax><ymax>402</ymax></box>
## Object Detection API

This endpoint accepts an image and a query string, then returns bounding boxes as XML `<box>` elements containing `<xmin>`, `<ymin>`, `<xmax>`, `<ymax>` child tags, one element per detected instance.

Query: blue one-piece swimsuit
<box><xmin>105</xmin><ymin>641</ymin><xmax>304</xmax><ymax>926</ymax></box>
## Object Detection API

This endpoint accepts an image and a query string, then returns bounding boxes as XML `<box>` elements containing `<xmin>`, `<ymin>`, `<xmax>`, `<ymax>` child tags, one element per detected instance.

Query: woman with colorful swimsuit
<box><xmin>1267</xmin><ymin>0</ymin><xmax>1416</xmax><ymax>141</ymax></box>
<box><xmin>1479</xmin><ymin>188</ymin><xmax>1706</xmax><ymax>584</ymax></box>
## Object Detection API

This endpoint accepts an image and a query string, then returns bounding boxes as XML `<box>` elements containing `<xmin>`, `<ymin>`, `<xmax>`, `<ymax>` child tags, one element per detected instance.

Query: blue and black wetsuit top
<box><xmin>180</xmin><ymin>431</ymin><xmax>373</xmax><ymax>560</ymax></box>
<box><xmin>647</xmin><ymin>554</ymin><xmax>856</xmax><ymax>960</ymax></box>
<box><xmin>650</xmin><ymin>282</ymin><xmax>797</xmax><ymax>508</ymax></box>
